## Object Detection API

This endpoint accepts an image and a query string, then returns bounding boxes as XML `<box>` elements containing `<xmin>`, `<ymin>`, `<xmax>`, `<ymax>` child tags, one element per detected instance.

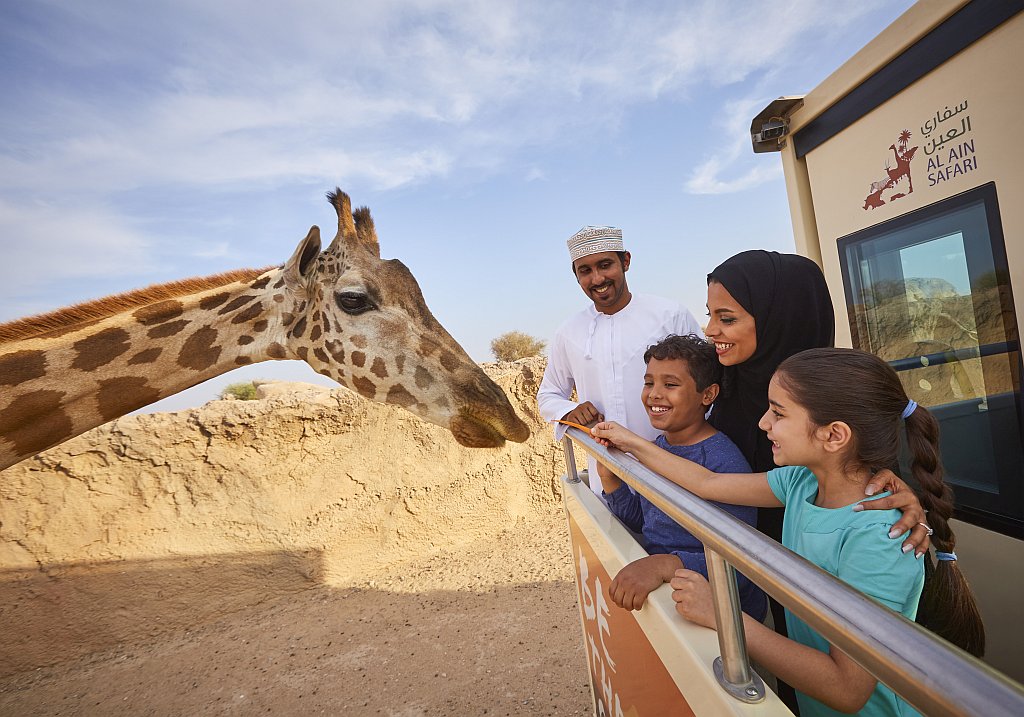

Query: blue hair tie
<box><xmin>901</xmin><ymin>400</ymin><xmax>918</xmax><ymax>419</ymax></box>
<box><xmin>935</xmin><ymin>551</ymin><xmax>957</xmax><ymax>562</ymax></box>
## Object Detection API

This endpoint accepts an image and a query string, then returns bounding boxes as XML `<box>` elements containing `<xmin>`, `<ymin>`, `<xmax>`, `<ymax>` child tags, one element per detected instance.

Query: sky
<box><xmin>0</xmin><ymin>0</ymin><xmax>917</xmax><ymax>413</ymax></box>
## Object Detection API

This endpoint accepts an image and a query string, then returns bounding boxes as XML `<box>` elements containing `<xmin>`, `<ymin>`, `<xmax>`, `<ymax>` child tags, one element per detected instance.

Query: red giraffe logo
<box><xmin>862</xmin><ymin>129</ymin><xmax>918</xmax><ymax>210</ymax></box>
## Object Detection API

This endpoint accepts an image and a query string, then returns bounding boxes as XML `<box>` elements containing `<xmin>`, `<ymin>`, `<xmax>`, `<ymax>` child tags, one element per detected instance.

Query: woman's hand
<box><xmin>857</xmin><ymin>468</ymin><xmax>931</xmax><ymax>556</ymax></box>
<box><xmin>590</xmin><ymin>421</ymin><xmax>645</xmax><ymax>453</ymax></box>
<box><xmin>670</xmin><ymin>569</ymin><xmax>717</xmax><ymax>629</ymax></box>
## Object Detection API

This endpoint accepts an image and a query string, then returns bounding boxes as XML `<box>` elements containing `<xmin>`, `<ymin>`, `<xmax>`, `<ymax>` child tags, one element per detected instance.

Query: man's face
<box><xmin>572</xmin><ymin>251</ymin><xmax>631</xmax><ymax>314</ymax></box>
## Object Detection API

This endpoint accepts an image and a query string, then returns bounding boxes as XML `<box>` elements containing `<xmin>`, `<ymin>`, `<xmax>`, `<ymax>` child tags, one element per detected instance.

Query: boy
<box><xmin>597</xmin><ymin>334</ymin><xmax>767</xmax><ymax>619</ymax></box>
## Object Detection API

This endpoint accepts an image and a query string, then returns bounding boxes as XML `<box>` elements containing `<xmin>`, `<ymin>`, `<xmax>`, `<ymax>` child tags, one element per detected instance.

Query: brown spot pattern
<box><xmin>217</xmin><ymin>295</ymin><xmax>258</xmax><ymax>315</ymax></box>
<box><xmin>440</xmin><ymin>351</ymin><xmax>459</xmax><ymax>372</ymax></box>
<box><xmin>250</xmin><ymin>276</ymin><xmax>272</xmax><ymax>290</ymax></box>
<box><xmin>310</xmin><ymin>324</ymin><xmax>322</xmax><ymax>341</ymax></box>
<box><xmin>351</xmin><ymin>334</ymin><xmax>368</xmax><ymax>349</ymax></box>
<box><xmin>386</xmin><ymin>384</ymin><xmax>416</xmax><ymax>408</ymax></box>
<box><xmin>235</xmin><ymin>356</ymin><xmax>253</xmax><ymax>365</ymax></box>
<box><xmin>72</xmin><ymin>327</ymin><xmax>131</xmax><ymax>371</ymax></box>
<box><xmin>0</xmin><ymin>390</ymin><xmax>71</xmax><ymax>457</ymax></box>
<box><xmin>291</xmin><ymin>316</ymin><xmax>307</xmax><ymax>338</ymax></box>
<box><xmin>253</xmin><ymin>320</ymin><xmax>268</xmax><ymax>333</ymax></box>
<box><xmin>238</xmin><ymin>335</ymin><xmax>254</xmax><ymax>346</ymax></box>
<box><xmin>199</xmin><ymin>292</ymin><xmax>230</xmax><ymax>310</ymax></box>
<box><xmin>128</xmin><ymin>347</ymin><xmax>163</xmax><ymax>365</ymax></box>
<box><xmin>296</xmin><ymin>346</ymin><xmax>309</xmax><ymax>361</ymax></box>
<box><xmin>326</xmin><ymin>340</ymin><xmax>345</xmax><ymax>364</ymax></box>
<box><xmin>133</xmin><ymin>300</ymin><xmax>184</xmax><ymax>326</ymax></box>
<box><xmin>352</xmin><ymin>376</ymin><xmax>376</xmax><ymax>398</ymax></box>
<box><xmin>0</xmin><ymin>350</ymin><xmax>47</xmax><ymax>386</ymax></box>
<box><xmin>148</xmin><ymin>320</ymin><xmax>190</xmax><ymax>339</ymax></box>
<box><xmin>97</xmin><ymin>377</ymin><xmax>161</xmax><ymax>422</ymax></box>
<box><xmin>177</xmin><ymin>327</ymin><xmax>221</xmax><ymax>371</ymax></box>
<box><xmin>273</xmin><ymin>294</ymin><xmax>284</xmax><ymax>303</ymax></box>
<box><xmin>266</xmin><ymin>343</ymin><xmax>287</xmax><ymax>359</ymax></box>
<box><xmin>395</xmin><ymin>354</ymin><xmax>405</xmax><ymax>374</ymax></box>
<box><xmin>273</xmin><ymin>278</ymin><xmax>285</xmax><ymax>289</ymax></box>
<box><xmin>414</xmin><ymin>366</ymin><xmax>434</xmax><ymax>390</ymax></box>
<box><xmin>418</xmin><ymin>337</ymin><xmax>438</xmax><ymax>357</ymax></box>
<box><xmin>352</xmin><ymin>351</ymin><xmax>366</xmax><ymax>368</ymax></box>
<box><xmin>230</xmin><ymin>303</ymin><xmax>264</xmax><ymax>325</ymax></box>
<box><xmin>371</xmin><ymin>357</ymin><xmax>388</xmax><ymax>379</ymax></box>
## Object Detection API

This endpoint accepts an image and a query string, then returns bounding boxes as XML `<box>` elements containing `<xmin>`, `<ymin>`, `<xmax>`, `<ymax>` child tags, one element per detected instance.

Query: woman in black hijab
<box><xmin>704</xmin><ymin>250</ymin><xmax>929</xmax><ymax>545</ymax></box>
<box><xmin>707</xmin><ymin>252</ymin><xmax>833</xmax><ymax>474</ymax></box>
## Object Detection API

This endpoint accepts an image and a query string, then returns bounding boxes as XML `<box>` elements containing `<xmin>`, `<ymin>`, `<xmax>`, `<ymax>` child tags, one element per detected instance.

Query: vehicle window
<box><xmin>838</xmin><ymin>183</ymin><xmax>1023</xmax><ymax>536</ymax></box>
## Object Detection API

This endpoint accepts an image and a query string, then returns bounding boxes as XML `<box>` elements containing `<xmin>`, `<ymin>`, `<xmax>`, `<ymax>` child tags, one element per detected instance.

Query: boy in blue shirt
<box><xmin>596</xmin><ymin>334</ymin><xmax>767</xmax><ymax>619</ymax></box>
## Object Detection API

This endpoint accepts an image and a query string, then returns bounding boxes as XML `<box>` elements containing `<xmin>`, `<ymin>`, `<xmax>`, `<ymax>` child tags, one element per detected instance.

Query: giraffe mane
<box><xmin>0</xmin><ymin>267</ymin><xmax>276</xmax><ymax>343</ymax></box>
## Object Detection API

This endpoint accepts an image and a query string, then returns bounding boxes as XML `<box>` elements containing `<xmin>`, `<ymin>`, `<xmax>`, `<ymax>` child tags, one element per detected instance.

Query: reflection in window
<box><xmin>839</xmin><ymin>183</ymin><xmax>1023</xmax><ymax>534</ymax></box>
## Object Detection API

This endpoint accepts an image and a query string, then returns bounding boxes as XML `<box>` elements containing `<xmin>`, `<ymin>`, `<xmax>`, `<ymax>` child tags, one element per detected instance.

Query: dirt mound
<box><xmin>0</xmin><ymin>357</ymin><xmax>590</xmax><ymax>714</ymax></box>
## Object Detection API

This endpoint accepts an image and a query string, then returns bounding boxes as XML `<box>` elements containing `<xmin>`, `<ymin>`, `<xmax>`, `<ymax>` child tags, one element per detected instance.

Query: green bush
<box><xmin>221</xmin><ymin>381</ymin><xmax>258</xmax><ymax>400</ymax></box>
<box><xmin>490</xmin><ymin>331</ymin><xmax>546</xmax><ymax>362</ymax></box>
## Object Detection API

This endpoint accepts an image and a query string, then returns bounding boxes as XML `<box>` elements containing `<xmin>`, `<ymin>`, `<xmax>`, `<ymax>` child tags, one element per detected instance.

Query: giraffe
<box><xmin>0</xmin><ymin>189</ymin><xmax>530</xmax><ymax>472</ymax></box>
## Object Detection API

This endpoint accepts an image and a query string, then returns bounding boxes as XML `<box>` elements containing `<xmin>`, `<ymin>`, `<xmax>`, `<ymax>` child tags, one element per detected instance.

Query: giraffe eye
<box><xmin>335</xmin><ymin>291</ymin><xmax>374</xmax><ymax>315</ymax></box>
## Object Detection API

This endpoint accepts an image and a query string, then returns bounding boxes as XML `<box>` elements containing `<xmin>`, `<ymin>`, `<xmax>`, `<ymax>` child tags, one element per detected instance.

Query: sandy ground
<box><xmin>0</xmin><ymin>507</ymin><xmax>592</xmax><ymax>717</ymax></box>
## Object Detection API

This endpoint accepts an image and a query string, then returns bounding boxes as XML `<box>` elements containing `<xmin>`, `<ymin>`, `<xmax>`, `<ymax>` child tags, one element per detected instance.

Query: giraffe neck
<box><xmin>0</xmin><ymin>267</ymin><xmax>300</xmax><ymax>470</ymax></box>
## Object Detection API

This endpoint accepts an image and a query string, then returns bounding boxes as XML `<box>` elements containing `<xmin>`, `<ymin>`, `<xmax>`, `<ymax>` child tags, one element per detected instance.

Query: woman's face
<box><xmin>705</xmin><ymin>280</ymin><xmax>757</xmax><ymax>366</ymax></box>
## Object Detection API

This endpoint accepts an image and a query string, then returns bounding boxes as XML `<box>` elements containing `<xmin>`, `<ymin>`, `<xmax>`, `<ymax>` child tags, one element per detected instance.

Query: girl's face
<box><xmin>705</xmin><ymin>281</ymin><xmax>757</xmax><ymax>366</ymax></box>
<box><xmin>758</xmin><ymin>374</ymin><xmax>819</xmax><ymax>467</ymax></box>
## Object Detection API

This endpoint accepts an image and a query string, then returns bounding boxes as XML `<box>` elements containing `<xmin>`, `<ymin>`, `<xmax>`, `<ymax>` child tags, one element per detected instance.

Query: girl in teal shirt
<box><xmin>593</xmin><ymin>347</ymin><xmax>984</xmax><ymax>716</ymax></box>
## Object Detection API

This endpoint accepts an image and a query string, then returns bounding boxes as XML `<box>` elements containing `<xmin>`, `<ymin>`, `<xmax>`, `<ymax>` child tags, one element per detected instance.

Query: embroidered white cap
<box><xmin>567</xmin><ymin>225</ymin><xmax>624</xmax><ymax>262</ymax></box>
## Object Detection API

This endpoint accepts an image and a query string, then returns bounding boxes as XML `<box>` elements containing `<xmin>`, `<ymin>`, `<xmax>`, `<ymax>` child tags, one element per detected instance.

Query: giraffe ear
<box><xmin>283</xmin><ymin>225</ymin><xmax>322</xmax><ymax>292</ymax></box>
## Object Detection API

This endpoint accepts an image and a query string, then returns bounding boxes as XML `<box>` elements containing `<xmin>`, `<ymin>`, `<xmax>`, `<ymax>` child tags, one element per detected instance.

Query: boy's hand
<box><xmin>591</xmin><ymin>421</ymin><xmax>644</xmax><ymax>452</ymax></box>
<box><xmin>562</xmin><ymin>402</ymin><xmax>603</xmax><ymax>427</ymax></box>
<box><xmin>670</xmin><ymin>569</ymin><xmax>716</xmax><ymax>629</ymax></box>
<box><xmin>857</xmin><ymin>468</ymin><xmax>931</xmax><ymax>556</ymax></box>
<box><xmin>609</xmin><ymin>554</ymin><xmax>683</xmax><ymax>611</ymax></box>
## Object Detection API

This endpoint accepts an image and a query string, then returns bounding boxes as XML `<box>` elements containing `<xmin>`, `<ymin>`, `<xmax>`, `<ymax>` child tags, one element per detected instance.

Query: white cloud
<box><xmin>1</xmin><ymin>0</ymin><xmax>894</xmax><ymax>198</ymax></box>
<box><xmin>0</xmin><ymin>197</ymin><xmax>154</xmax><ymax>298</ymax></box>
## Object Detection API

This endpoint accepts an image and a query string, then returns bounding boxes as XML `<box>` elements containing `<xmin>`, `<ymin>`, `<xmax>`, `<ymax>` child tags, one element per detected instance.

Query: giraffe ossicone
<box><xmin>0</xmin><ymin>188</ymin><xmax>530</xmax><ymax>471</ymax></box>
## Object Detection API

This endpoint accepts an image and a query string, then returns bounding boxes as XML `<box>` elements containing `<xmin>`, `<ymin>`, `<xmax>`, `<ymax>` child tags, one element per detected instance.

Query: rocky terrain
<box><xmin>0</xmin><ymin>357</ymin><xmax>592</xmax><ymax>715</ymax></box>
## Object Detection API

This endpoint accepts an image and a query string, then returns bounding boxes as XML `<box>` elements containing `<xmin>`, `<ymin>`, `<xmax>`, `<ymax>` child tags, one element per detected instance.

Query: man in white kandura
<box><xmin>537</xmin><ymin>225</ymin><xmax>701</xmax><ymax>494</ymax></box>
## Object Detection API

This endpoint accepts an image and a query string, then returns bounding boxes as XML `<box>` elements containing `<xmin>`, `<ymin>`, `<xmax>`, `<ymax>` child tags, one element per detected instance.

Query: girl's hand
<box><xmin>857</xmin><ymin>468</ymin><xmax>931</xmax><ymax>556</ymax></box>
<box><xmin>670</xmin><ymin>569</ymin><xmax>716</xmax><ymax>629</ymax></box>
<box><xmin>591</xmin><ymin>421</ymin><xmax>644</xmax><ymax>452</ymax></box>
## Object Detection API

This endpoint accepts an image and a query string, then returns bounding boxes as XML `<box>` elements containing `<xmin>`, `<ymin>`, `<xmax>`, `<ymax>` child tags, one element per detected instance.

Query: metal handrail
<box><xmin>562</xmin><ymin>426</ymin><xmax>1024</xmax><ymax>717</ymax></box>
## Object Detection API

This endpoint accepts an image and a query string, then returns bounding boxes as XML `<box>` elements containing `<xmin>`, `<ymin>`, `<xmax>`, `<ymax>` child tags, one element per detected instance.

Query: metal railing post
<box><xmin>705</xmin><ymin>548</ymin><xmax>765</xmax><ymax>703</ymax></box>
<box><xmin>559</xmin><ymin>427</ymin><xmax>1024</xmax><ymax>716</ymax></box>
<box><xmin>562</xmin><ymin>436</ymin><xmax>581</xmax><ymax>483</ymax></box>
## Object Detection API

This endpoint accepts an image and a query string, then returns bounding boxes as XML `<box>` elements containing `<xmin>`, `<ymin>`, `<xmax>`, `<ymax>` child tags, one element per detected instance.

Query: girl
<box><xmin>592</xmin><ymin>347</ymin><xmax>984</xmax><ymax>717</ymax></box>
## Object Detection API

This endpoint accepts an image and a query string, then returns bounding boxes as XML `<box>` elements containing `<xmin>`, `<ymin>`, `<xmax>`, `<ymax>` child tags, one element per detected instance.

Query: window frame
<box><xmin>837</xmin><ymin>182</ymin><xmax>1024</xmax><ymax>538</ymax></box>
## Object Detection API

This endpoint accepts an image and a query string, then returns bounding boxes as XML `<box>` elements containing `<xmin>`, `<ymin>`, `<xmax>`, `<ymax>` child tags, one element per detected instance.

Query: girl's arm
<box><xmin>591</xmin><ymin>421</ymin><xmax>781</xmax><ymax>508</ymax></box>
<box><xmin>671</xmin><ymin>570</ymin><xmax>877</xmax><ymax>713</ymax></box>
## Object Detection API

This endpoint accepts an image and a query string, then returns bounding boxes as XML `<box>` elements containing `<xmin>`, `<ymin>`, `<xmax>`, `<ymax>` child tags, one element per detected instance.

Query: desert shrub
<box><xmin>490</xmin><ymin>331</ymin><xmax>546</xmax><ymax>361</ymax></box>
<box><xmin>221</xmin><ymin>381</ymin><xmax>258</xmax><ymax>400</ymax></box>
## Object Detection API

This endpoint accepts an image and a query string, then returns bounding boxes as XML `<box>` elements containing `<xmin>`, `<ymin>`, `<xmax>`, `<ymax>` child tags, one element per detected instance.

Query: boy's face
<box><xmin>642</xmin><ymin>357</ymin><xmax>717</xmax><ymax>439</ymax></box>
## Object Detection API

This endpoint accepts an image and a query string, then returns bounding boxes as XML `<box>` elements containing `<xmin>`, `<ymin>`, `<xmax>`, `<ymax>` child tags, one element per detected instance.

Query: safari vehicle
<box><xmin>560</xmin><ymin>1</ymin><xmax>1024</xmax><ymax>714</ymax></box>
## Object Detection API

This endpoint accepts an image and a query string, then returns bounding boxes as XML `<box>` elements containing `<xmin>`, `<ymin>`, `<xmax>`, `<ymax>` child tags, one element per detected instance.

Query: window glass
<box><xmin>839</xmin><ymin>183</ymin><xmax>1023</xmax><ymax>534</ymax></box>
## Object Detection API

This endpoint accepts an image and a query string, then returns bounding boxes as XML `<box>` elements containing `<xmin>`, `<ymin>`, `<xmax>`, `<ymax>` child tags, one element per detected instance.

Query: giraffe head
<box><xmin>272</xmin><ymin>189</ymin><xmax>529</xmax><ymax>448</ymax></box>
